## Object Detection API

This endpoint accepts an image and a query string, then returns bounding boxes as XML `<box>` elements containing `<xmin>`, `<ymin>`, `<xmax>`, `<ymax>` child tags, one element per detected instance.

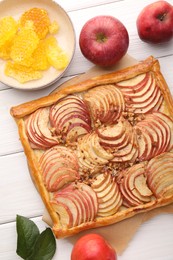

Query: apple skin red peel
<box><xmin>79</xmin><ymin>15</ymin><xmax>129</xmax><ymax>67</ymax></box>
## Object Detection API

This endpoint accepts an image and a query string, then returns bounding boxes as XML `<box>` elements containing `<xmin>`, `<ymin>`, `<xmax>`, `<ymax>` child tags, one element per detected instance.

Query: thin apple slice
<box><xmin>159</xmin><ymin>184</ymin><xmax>173</xmax><ymax>198</ymax></box>
<box><xmin>50</xmin><ymin>96</ymin><xmax>87</xmax><ymax>119</ymax></box>
<box><xmin>48</xmin><ymin>170</ymin><xmax>78</xmax><ymax>191</ymax></box>
<box><xmin>98</xmin><ymin>183</ymin><xmax>119</xmax><ymax>208</ymax></box>
<box><xmin>74</xmin><ymin>183</ymin><xmax>98</xmax><ymax>222</ymax></box>
<box><xmin>78</xmin><ymin>134</ymin><xmax>106</xmax><ymax>165</ymax></box>
<box><xmin>117</xmin><ymin>73</ymin><xmax>163</xmax><ymax>114</ymax></box>
<box><xmin>40</xmin><ymin>146</ymin><xmax>79</xmax><ymax>166</ymax></box>
<box><xmin>76</xmin><ymin>147</ymin><xmax>99</xmax><ymax>174</ymax></box>
<box><xmin>91</xmin><ymin>133</ymin><xmax>114</xmax><ymax>161</ymax></box>
<box><xmin>79</xmin><ymin>183</ymin><xmax>98</xmax><ymax>219</ymax></box>
<box><xmin>111</xmin><ymin>129</ymin><xmax>138</xmax><ymax>163</ymax></box>
<box><xmin>135</xmin><ymin>126</ymin><xmax>152</xmax><ymax>161</ymax></box>
<box><xmin>145</xmin><ymin>113</ymin><xmax>170</xmax><ymax>154</ymax></box>
<box><xmin>155</xmin><ymin>174</ymin><xmax>173</xmax><ymax>198</ymax></box>
<box><xmin>97</xmin><ymin>182</ymin><xmax>116</xmax><ymax>202</ymax></box>
<box><xmin>119</xmin><ymin>73</ymin><xmax>152</xmax><ymax>99</ymax></box>
<box><xmin>119</xmin><ymin>182</ymin><xmax>139</xmax><ymax>207</ymax></box>
<box><xmin>56</xmin><ymin>185</ymin><xmax>86</xmax><ymax>225</ymax></box>
<box><xmin>25</xmin><ymin>107</ymin><xmax>59</xmax><ymax>149</ymax></box>
<box><xmin>97</xmin><ymin>119</ymin><xmax>125</xmax><ymax>141</ymax></box>
<box><xmin>152</xmin><ymin>112</ymin><xmax>173</xmax><ymax>150</ymax></box>
<box><xmin>133</xmin><ymin>87</ymin><xmax>162</xmax><ymax>114</ymax></box>
<box><xmin>51</xmin><ymin>200</ymin><xmax>73</xmax><ymax>228</ymax></box>
<box><xmin>84</xmin><ymin>84</ymin><xmax>125</xmax><ymax>125</ymax></box>
<box><xmin>92</xmin><ymin>173</ymin><xmax>111</xmax><ymax>193</ymax></box>
<box><xmin>116</xmin><ymin>73</ymin><xmax>148</xmax><ymax>92</ymax></box>
<box><xmin>135</xmin><ymin>112</ymin><xmax>172</xmax><ymax>160</ymax></box>
<box><xmin>118</xmin><ymin>162</ymin><xmax>153</xmax><ymax>207</ymax></box>
<box><xmin>91</xmin><ymin>173</ymin><xmax>109</xmax><ymax>189</ymax></box>
<box><xmin>135</xmin><ymin>123</ymin><xmax>158</xmax><ymax>160</ymax></box>
<box><xmin>50</xmin><ymin>95</ymin><xmax>91</xmax><ymax>143</ymax></box>
<box><xmin>98</xmin><ymin>118</ymin><xmax>132</xmax><ymax>151</ymax></box>
<box><xmin>134</xmin><ymin>174</ymin><xmax>153</xmax><ymax>197</ymax></box>
<box><xmin>53</xmin><ymin>195</ymin><xmax>79</xmax><ymax>227</ymax></box>
<box><xmin>39</xmin><ymin>146</ymin><xmax>79</xmax><ymax>191</ymax></box>
<box><xmin>91</xmin><ymin>173</ymin><xmax>122</xmax><ymax>217</ymax></box>
<box><xmin>98</xmin><ymin>189</ymin><xmax>119</xmax><ymax>212</ymax></box>
<box><xmin>40</xmin><ymin>146</ymin><xmax>79</xmax><ymax>176</ymax></box>
<box><xmin>148</xmin><ymin>162</ymin><xmax>173</xmax><ymax>188</ymax></box>
<box><xmin>97</xmin><ymin>192</ymin><xmax>122</xmax><ymax>217</ymax></box>
<box><xmin>146</xmin><ymin>152</ymin><xmax>173</xmax><ymax>198</ymax></box>
<box><xmin>77</xmin><ymin>133</ymin><xmax>113</xmax><ymax>174</ymax></box>
<box><xmin>59</xmin><ymin>183</ymin><xmax>91</xmax><ymax>223</ymax></box>
<box><xmin>153</xmin><ymin>95</ymin><xmax>164</xmax><ymax>111</ymax></box>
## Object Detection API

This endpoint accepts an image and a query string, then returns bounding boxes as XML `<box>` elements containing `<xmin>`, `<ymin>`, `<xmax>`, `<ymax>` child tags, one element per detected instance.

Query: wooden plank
<box><xmin>0</xmin><ymin>153</ymin><xmax>44</xmax><ymax>224</ymax></box>
<box><xmin>56</xmin><ymin>0</ymin><xmax>122</xmax><ymax>12</ymax></box>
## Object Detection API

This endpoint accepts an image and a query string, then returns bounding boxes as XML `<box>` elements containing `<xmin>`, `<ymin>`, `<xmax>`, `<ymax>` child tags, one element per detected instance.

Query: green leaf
<box><xmin>16</xmin><ymin>215</ymin><xmax>40</xmax><ymax>259</ymax></box>
<box><xmin>27</xmin><ymin>228</ymin><xmax>56</xmax><ymax>260</ymax></box>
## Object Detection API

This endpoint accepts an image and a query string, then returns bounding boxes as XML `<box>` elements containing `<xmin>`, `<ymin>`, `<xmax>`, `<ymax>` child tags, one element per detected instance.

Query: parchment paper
<box><xmin>42</xmin><ymin>54</ymin><xmax>173</xmax><ymax>254</ymax></box>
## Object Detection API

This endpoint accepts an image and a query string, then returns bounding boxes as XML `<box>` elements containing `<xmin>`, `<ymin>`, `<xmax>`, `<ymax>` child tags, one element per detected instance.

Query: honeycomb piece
<box><xmin>0</xmin><ymin>16</ymin><xmax>18</xmax><ymax>48</ymax></box>
<box><xmin>45</xmin><ymin>36</ymin><xmax>69</xmax><ymax>70</ymax></box>
<box><xmin>0</xmin><ymin>40</ymin><xmax>13</xmax><ymax>60</ymax></box>
<box><xmin>49</xmin><ymin>21</ymin><xmax>59</xmax><ymax>34</ymax></box>
<box><xmin>48</xmin><ymin>52</ymin><xmax>69</xmax><ymax>70</ymax></box>
<box><xmin>10</xmin><ymin>25</ymin><xmax>39</xmax><ymax>67</ymax></box>
<box><xmin>20</xmin><ymin>7</ymin><xmax>51</xmax><ymax>39</ymax></box>
<box><xmin>5</xmin><ymin>61</ymin><xmax>42</xmax><ymax>83</ymax></box>
<box><xmin>31</xmin><ymin>40</ymin><xmax>50</xmax><ymax>71</ymax></box>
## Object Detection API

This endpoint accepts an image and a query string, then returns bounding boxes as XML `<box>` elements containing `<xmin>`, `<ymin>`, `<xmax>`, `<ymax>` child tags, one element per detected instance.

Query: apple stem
<box><xmin>96</xmin><ymin>33</ymin><xmax>107</xmax><ymax>43</ymax></box>
<box><xmin>157</xmin><ymin>13</ymin><xmax>167</xmax><ymax>21</ymax></box>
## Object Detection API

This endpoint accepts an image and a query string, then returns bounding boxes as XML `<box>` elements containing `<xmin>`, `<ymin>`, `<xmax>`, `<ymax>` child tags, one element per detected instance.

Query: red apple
<box><xmin>79</xmin><ymin>15</ymin><xmax>129</xmax><ymax>67</ymax></box>
<box><xmin>71</xmin><ymin>234</ymin><xmax>117</xmax><ymax>260</ymax></box>
<box><xmin>136</xmin><ymin>1</ymin><xmax>173</xmax><ymax>43</ymax></box>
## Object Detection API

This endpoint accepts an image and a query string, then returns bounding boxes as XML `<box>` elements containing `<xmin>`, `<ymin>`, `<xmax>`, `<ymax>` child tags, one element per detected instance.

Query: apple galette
<box><xmin>11</xmin><ymin>56</ymin><xmax>173</xmax><ymax>238</ymax></box>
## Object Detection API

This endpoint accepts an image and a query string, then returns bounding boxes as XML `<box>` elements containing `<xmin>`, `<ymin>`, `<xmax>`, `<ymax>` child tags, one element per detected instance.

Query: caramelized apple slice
<box><xmin>50</xmin><ymin>95</ymin><xmax>91</xmax><ymax>143</ymax></box>
<box><xmin>84</xmin><ymin>84</ymin><xmax>125</xmax><ymax>126</ymax></box>
<box><xmin>146</xmin><ymin>152</ymin><xmax>173</xmax><ymax>198</ymax></box>
<box><xmin>51</xmin><ymin>200</ymin><xmax>73</xmax><ymax>228</ymax></box>
<box><xmin>92</xmin><ymin>173</ymin><xmax>122</xmax><ymax>217</ymax></box>
<box><xmin>135</xmin><ymin>112</ymin><xmax>172</xmax><ymax>161</ymax></box>
<box><xmin>118</xmin><ymin>162</ymin><xmax>153</xmax><ymax>207</ymax></box>
<box><xmin>53</xmin><ymin>183</ymin><xmax>98</xmax><ymax>226</ymax></box>
<box><xmin>25</xmin><ymin>107</ymin><xmax>59</xmax><ymax>149</ymax></box>
<box><xmin>116</xmin><ymin>72</ymin><xmax>163</xmax><ymax>114</ymax></box>
<box><xmin>77</xmin><ymin>133</ymin><xmax>113</xmax><ymax>174</ymax></box>
<box><xmin>152</xmin><ymin>112</ymin><xmax>173</xmax><ymax>150</ymax></box>
<box><xmin>39</xmin><ymin>146</ymin><xmax>79</xmax><ymax>192</ymax></box>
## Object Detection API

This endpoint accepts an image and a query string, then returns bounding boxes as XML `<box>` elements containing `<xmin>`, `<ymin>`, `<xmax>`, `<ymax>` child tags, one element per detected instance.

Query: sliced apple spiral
<box><xmin>51</xmin><ymin>182</ymin><xmax>98</xmax><ymax>228</ymax></box>
<box><xmin>77</xmin><ymin>132</ymin><xmax>114</xmax><ymax>174</ymax></box>
<box><xmin>135</xmin><ymin>112</ymin><xmax>173</xmax><ymax>161</ymax></box>
<box><xmin>91</xmin><ymin>173</ymin><xmax>122</xmax><ymax>217</ymax></box>
<box><xmin>39</xmin><ymin>146</ymin><xmax>79</xmax><ymax>192</ymax></box>
<box><xmin>97</xmin><ymin>118</ymin><xmax>138</xmax><ymax>163</ymax></box>
<box><xmin>116</xmin><ymin>72</ymin><xmax>163</xmax><ymax>114</ymax></box>
<box><xmin>25</xmin><ymin>107</ymin><xmax>59</xmax><ymax>149</ymax></box>
<box><xmin>117</xmin><ymin>162</ymin><xmax>153</xmax><ymax>207</ymax></box>
<box><xmin>83</xmin><ymin>85</ymin><xmax>125</xmax><ymax>126</ymax></box>
<box><xmin>50</xmin><ymin>95</ymin><xmax>91</xmax><ymax>143</ymax></box>
<box><xmin>146</xmin><ymin>152</ymin><xmax>173</xmax><ymax>198</ymax></box>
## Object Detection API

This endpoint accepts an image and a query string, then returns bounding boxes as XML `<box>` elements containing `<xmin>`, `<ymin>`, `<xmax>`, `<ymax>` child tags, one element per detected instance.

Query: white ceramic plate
<box><xmin>0</xmin><ymin>0</ymin><xmax>75</xmax><ymax>90</ymax></box>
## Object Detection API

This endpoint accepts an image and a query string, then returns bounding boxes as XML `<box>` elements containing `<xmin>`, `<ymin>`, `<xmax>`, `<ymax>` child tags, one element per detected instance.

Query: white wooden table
<box><xmin>1</xmin><ymin>0</ymin><xmax>173</xmax><ymax>259</ymax></box>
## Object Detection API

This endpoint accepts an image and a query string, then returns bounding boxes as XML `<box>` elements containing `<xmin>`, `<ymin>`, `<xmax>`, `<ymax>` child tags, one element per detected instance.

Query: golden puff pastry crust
<box><xmin>11</xmin><ymin>56</ymin><xmax>173</xmax><ymax>238</ymax></box>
